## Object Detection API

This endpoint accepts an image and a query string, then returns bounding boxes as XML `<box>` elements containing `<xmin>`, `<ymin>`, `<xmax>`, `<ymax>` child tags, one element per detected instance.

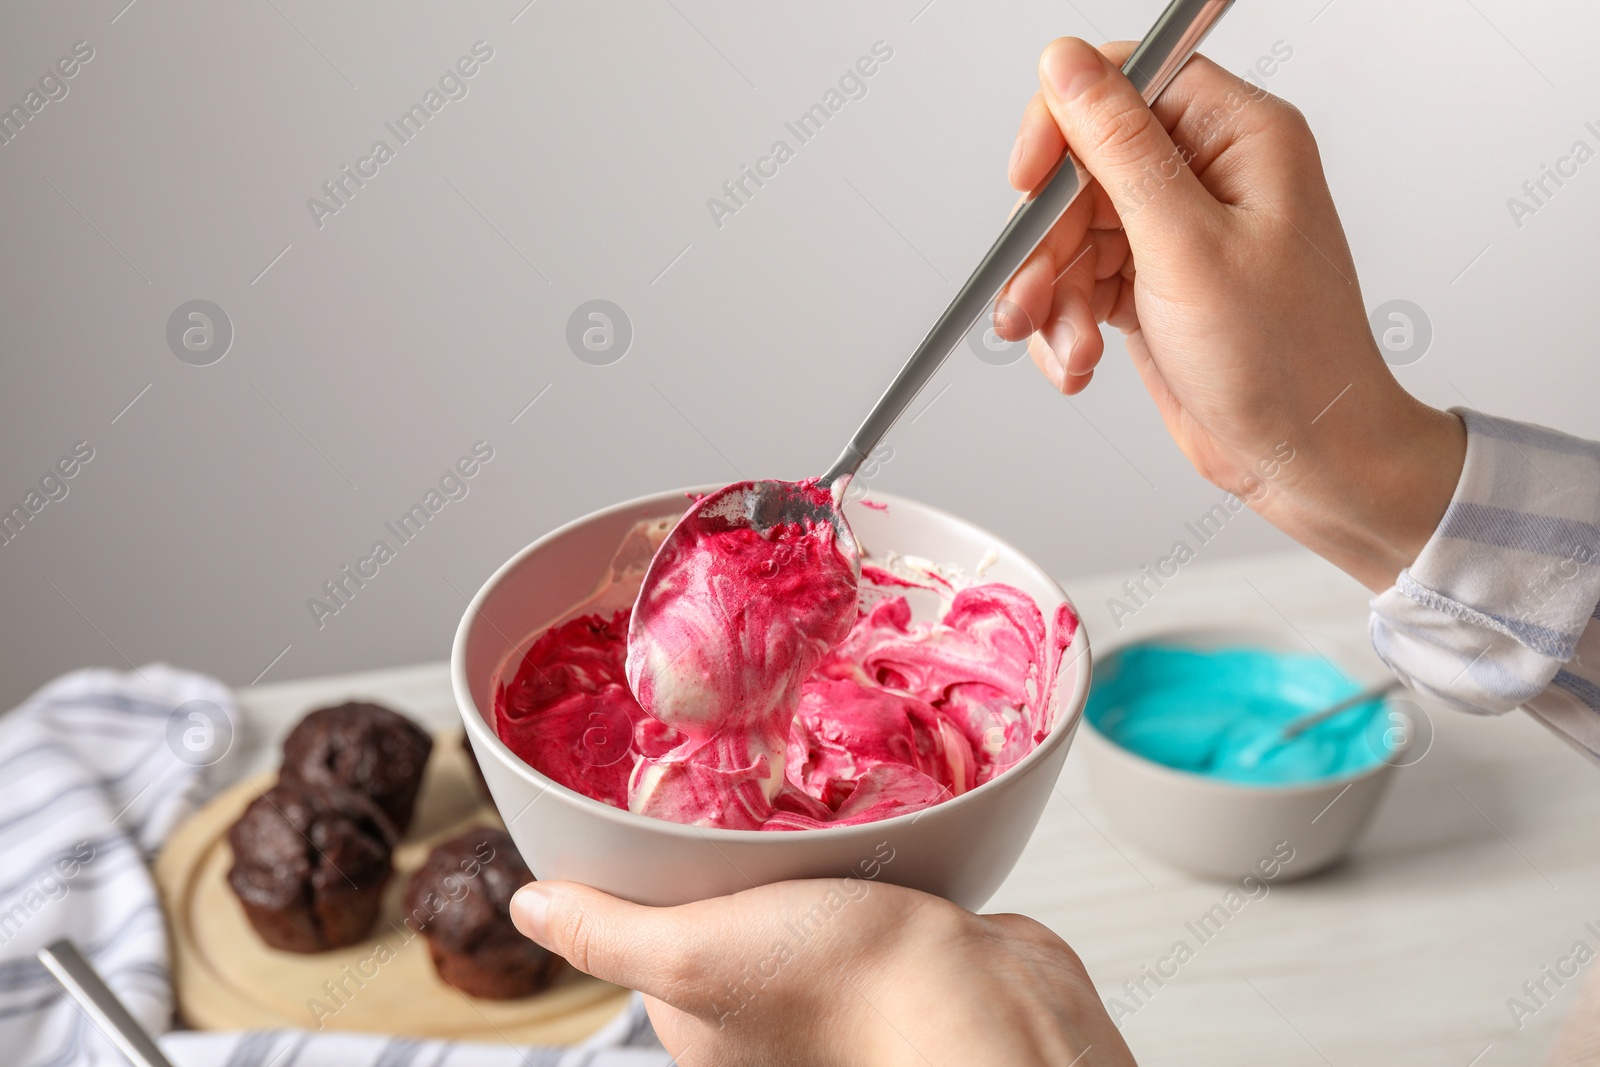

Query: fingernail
<box><xmin>1047</xmin><ymin>351</ymin><xmax>1069</xmax><ymax>391</ymax></box>
<box><xmin>511</xmin><ymin>884</ymin><xmax>552</xmax><ymax>944</ymax></box>
<box><xmin>1043</xmin><ymin>41</ymin><xmax>1100</xmax><ymax>101</ymax></box>
<box><xmin>994</xmin><ymin>296</ymin><xmax>1022</xmax><ymax>337</ymax></box>
<box><xmin>1008</xmin><ymin>132</ymin><xmax>1024</xmax><ymax>177</ymax></box>
<box><xmin>1048</xmin><ymin>317</ymin><xmax>1078</xmax><ymax>369</ymax></box>
<box><xmin>992</xmin><ymin>299</ymin><xmax>1017</xmax><ymax>335</ymax></box>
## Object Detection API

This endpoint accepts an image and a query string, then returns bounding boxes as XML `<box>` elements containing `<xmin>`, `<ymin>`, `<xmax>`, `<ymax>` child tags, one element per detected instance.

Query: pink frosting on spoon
<box><xmin>494</xmin><ymin>525</ymin><xmax>1079</xmax><ymax>831</ymax></box>
<box><xmin>622</xmin><ymin>480</ymin><xmax>859</xmax><ymax>829</ymax></box>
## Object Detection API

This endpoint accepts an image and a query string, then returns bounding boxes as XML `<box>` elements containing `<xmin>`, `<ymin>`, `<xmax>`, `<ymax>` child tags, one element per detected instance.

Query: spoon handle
<box><xmin>1280</xmin><ymin>679</ymin><xmax>1404</xmax><ymax>741</ymax></box>
<box><xmin>38</xmin><ymin>939</ymin><xmax>176</xmax><ymax>1067</ymax></box>
<box><xmin>823</xmin><ymin>0</ymin><xmax>1236</xmax><ymax>486</ymax></box>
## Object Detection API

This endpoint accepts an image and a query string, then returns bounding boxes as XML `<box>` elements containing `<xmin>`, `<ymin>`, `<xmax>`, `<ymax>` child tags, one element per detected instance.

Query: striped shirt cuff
<box><xmin>1370</xmin><ymin>408</ymin><xmax>1600</xmax><ymax>722</ymax></box>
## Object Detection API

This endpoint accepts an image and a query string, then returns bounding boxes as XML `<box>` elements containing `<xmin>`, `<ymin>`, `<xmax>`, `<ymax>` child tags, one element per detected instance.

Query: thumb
<box><xmin>511</xmin><ymin>881</ymin><xmax>688</xmax><ymax>999</ymax></box>
<box><xmin>1038</xmin><ymin>37</ymin><xmax>1213</xmax><ymax>242</ymax></box>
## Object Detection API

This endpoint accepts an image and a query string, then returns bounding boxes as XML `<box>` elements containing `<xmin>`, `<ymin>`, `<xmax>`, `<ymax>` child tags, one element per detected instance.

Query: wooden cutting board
<box><xmin>154</xmin><ymin>732</ymin><xmax>631</xmax><ymax>1044</ymax></box>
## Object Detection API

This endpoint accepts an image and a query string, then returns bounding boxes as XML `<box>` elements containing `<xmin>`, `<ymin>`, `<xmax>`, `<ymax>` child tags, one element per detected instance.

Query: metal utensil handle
<box><xmin>38</xmin><ymin>939</ymin><xmax>176</xmax><ymax>1067</ymax></box>
<box><xmin>823</xmin><ymin>0</ymin><xmax>1235</xmax><ymax>485</ymax></box>
<box><xmin>1280</xmin><ymin>679</ymin><xmax>1404</xmax><ymax>741</ymax></box>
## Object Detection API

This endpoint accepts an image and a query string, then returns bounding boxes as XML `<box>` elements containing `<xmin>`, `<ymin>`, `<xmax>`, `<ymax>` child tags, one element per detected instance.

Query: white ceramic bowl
<box><xmin>452</xmin><ymin>486</ymin><xmax>1091</xmax><ymax>908</ymax></box>
<box><xmin>1081</xmin><ymin>628</ymin><xmax>1407</xmax><ymax>882</ymax></box>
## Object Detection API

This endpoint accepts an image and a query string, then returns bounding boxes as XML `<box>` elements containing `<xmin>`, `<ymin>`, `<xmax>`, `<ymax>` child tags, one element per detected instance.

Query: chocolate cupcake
<box><xmin>403</xmin><ymin>827</ymin><xmax>561</xmax><ymax>998</ymax></box>
<box><xmin>281</xmin><ymin>702</ymin><xmax>433</xmax><ymax>833</ymax></box>
<box><xmin>227</xmin><ymin>781</ymin><xmax>397</xmax><ymax>953</ymax></box>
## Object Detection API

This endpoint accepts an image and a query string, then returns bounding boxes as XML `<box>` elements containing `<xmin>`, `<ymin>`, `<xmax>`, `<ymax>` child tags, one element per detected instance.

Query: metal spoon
<box><xmin>658</xmin><ymin>0</ymin><xmax>1237</xmax><ymax>558</ymax></box>
<box><xmin>822</xmin><ymin>0</ymin><xmax>1237</xmax><ymax>490</ymax></box>
<box><xmin>1279</xmin><ymin>679</ymin><xmax>1403</xmax><ymax>742</ymax></box>
<box><xmin>37</xmin><ymin>939</ymin><xmax>176</xmax><ymax>1067</ymax></box>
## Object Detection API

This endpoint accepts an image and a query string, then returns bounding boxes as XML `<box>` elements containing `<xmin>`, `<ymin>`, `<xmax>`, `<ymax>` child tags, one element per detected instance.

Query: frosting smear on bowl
<box><xmin>494</xmin><ymin>516</ymin><xmax>1077</xmax><ymax>831</ymax></box>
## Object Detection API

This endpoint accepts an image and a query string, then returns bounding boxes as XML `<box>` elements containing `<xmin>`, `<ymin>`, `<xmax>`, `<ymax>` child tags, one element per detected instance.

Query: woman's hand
<box><xmin>511</xmin><ymin>876</ymin><xmax>1135</xmax><ymax>1067</ymax></box>
<box><xmin>998</xmin><ymin>38</ymin><xmax>1465</xmax><ymax>591</ymax></box>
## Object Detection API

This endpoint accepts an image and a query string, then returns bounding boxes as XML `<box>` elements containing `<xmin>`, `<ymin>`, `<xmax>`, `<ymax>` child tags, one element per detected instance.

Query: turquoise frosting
<box><xmin>1086</xmin><ymin>644</ymin><xmax>1393</xmax><ymax>786</ymax></box>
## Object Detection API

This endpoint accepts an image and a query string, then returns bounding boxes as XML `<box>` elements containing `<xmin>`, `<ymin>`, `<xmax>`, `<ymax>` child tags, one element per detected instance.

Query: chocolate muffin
<box><xmin>227</xmin><ymin>781</ymin><xmax>397</xmax><ymax>953</ymax></box>
<box><xmin>280</xmin><ymin>702</ymin><xmax>433</xmax><ymax>833</ymax></box>
<box><xmin>403</xmin><ymin>827</ymin><xmax>561</xmax><ymax>998</ymax></box>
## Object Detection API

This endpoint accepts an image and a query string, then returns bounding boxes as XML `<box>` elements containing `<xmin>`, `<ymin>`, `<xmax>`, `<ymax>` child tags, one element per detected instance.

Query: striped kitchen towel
<box><xmin>0</xmin><ymin>664</ymin><xmax>671</xmax><ymax>1067</ymax></box>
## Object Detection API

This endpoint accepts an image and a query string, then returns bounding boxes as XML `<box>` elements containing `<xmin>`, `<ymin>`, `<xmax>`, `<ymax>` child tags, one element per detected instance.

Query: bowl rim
<box><xmin>451</xmin><ymin>484</ymin><xmax>1093</xmax><ymax>843</ymax></box>
<box><xmin>1081</xmin><ymin>629</ymin><xmax>1408</xmax><ymax>796</ymax></box>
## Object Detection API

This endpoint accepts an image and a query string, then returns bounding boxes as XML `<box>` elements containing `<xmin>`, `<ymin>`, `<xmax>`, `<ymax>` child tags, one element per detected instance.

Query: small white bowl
<box><xmin>1081</xmin><ymin>628</ymin><xmax>1407</xmax><ymax>882</ymax></box>
<box><xmin>452</xmin><ymin>486</ymin><xmax>1092</xmax><ymax>908</ymax></box>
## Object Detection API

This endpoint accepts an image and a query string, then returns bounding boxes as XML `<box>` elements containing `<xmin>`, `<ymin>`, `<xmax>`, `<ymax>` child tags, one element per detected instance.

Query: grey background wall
<box><xmin>2</xmin><ymin>0</ymin><xmax>1595</xmax><ymax>709</ymax></box>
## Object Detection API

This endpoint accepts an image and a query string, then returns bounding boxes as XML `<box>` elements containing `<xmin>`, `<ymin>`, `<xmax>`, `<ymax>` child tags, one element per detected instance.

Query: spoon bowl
<box><xmin>645</xmin><ymin>478</ymin><xmax>861</xmax><ymax>586</ymax></box>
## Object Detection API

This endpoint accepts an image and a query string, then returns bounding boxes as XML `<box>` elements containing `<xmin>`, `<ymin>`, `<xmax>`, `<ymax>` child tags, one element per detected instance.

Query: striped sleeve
<box><xmin>1369</xmin><ymin>408</ymin><xmax>1600</xmax><ymax>760</ymax></box>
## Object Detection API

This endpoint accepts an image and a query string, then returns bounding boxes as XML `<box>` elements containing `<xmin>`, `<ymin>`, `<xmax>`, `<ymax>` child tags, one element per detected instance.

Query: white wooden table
<box><xmin>232</xmin><ymin>547</ymin><xmax>1596</xmax><ymax>1066</ymax></box>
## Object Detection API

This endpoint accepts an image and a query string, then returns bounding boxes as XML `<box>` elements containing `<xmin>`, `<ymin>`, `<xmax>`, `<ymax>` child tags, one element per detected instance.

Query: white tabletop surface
<box><xmin>231</xmin><ymin>547</ymin><xmax>1596</xmax><ymax>1066</ymax></box>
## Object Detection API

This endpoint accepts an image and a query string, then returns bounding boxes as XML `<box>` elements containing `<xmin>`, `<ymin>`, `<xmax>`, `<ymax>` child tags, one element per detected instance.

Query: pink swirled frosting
<box><xmin>623</xmin><ymin>482</ymin><xmax>859</xmax><ymax>828</ymax></box>
<box><xmin>494</xmin><ymin>510</ymin><xmax>1077</xmax><ymax>831</ymax></box>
